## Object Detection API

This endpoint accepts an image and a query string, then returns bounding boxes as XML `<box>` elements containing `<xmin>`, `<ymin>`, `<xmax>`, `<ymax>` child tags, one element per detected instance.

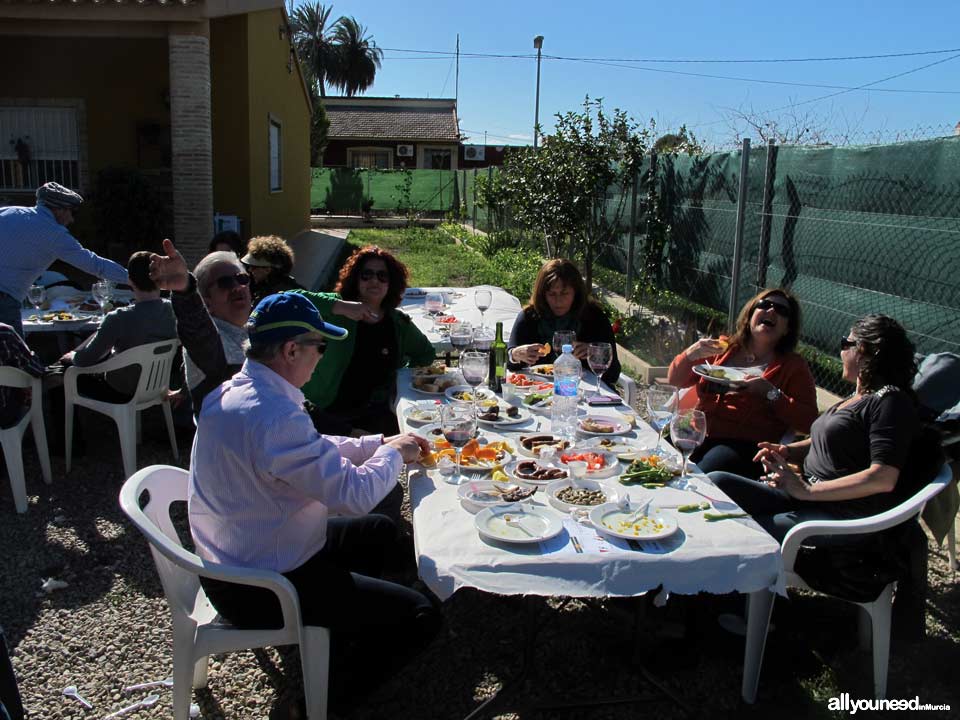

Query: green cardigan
<box><xmin>292</xmin><ymin>290</ymin><xmax>436</xmax><ymax>409</ymax></box>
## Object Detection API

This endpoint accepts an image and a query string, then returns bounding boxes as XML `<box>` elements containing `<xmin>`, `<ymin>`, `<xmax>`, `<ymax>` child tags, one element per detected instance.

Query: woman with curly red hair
<box><xmin>293</xmin><ymin>245</ymin><xmax>435</xmax><ymax>436</ymax></box>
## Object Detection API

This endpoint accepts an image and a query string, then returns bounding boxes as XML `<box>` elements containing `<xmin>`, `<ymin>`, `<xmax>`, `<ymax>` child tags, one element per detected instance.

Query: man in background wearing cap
<box><xmin>0</xmin><ymin>182</ymin><xmax>128</xmax><ymax>336</ymax></box>
<box><xmin>188</xmin><ymin>292</ymin><xmax>439</xmax><ymax>711</ymax></box>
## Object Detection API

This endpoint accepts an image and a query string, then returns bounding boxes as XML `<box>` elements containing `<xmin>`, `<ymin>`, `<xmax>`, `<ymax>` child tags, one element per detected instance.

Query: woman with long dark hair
<box><xmin>294</xmin><ymin>245</ymin><xmax>435</xmax><ymax>436</ymax></box>
<box><xmin>507</xmin><ymin>258</ymin><xmax>621</xmax><ymax>385</ymax></box>
<box><xmin>710</xmin><ymin>314</ymin><xmax>921</xmax><ymax>541</ymax></box>
<box><xmin>667</xmin><ymin>288</ymin><xmax>818</xmax><ymax>477</ymax></box>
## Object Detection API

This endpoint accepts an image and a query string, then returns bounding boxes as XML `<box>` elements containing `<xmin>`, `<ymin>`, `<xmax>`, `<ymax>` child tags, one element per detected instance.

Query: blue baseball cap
<box><xmin>247</xmin><ymin>293</ymin><xmax>348</xmax><ymax>345</ymax></box>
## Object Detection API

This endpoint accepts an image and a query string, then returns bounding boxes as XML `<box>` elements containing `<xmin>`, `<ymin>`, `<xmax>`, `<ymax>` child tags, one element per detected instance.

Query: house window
<box><xmin>0</xmin><ymin>106</ymin><xmax>80</xmax><ymax>191</ymax></box>
<box><xmin>422</xmin><ymin>147</ymin><xmax>452</xmax><ymax>169</ymax></box>
<box><xmin>269</xmin><ymin>116</ymin><xmax>282</xmax><ymax>192</ymax></box>
<box><xmin>347</xmin><ymin>148</ymin><xmax>391</xmax><ymax>169</ymax></box>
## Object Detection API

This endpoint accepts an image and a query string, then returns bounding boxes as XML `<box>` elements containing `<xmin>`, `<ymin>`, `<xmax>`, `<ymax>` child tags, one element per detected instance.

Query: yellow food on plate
<box><xmin>492</xmin><ymin>470</ymin><xmax>510</xmax><ymax>483</ymax></box>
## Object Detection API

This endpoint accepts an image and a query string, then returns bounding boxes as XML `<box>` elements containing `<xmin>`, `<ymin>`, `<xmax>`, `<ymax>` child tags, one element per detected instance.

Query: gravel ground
<box><xmin>2</xmin><ymin>409</ymin><xmax>958</xmax><ymax>719</ymax></box>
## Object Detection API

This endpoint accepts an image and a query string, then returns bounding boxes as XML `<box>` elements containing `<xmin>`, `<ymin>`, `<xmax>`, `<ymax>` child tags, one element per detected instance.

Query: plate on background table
<box><xmin>476</xmin><ymin>403</ymin><xmax>533</xmax><ymax>427</ymax></box>
<box><xmin>405</xmin><ymin>287</ymin><xmax>428</xmax><ymax>298</ymax></box>
<box><xmin>589</xmin><ymin>503</ymin><xmax>680</xmax><ymax>541</ymax></box>
<box><xmin>402</xmin><ymin>401</ymin><xmax>443</xmax><ymax>425</ymax></box>
<box><xmin>528</xmin><ymin>364</ymin><xmax>555</xmax><ymax>379</ymax></box>
<box><xmin>475</xmin><ymin>504</ymin><xmax>563</xmax><ymax>544</ymax></box>
<box><xmin>445</xmin><ymin>385</ymin><xmax>497</xmax><ymax>406</ymax></box>
<box><xmin>577</xmin><ymin>416</ymin><xmax>632</xmax><ymax>437</ymax></box>
<box><xmin>692</xmin><ymin>364</ymin><xmax>756</xmax><ymax>387</ymax></box>
<box><xmin>582</xmin><ymin>437</ymin><xmax>650</xmax><ymax>461</ymax></box>
<box><xmin>411</xmin><ymin>371</ymin><xmax>461</xmax><ymax>396</ymax></box>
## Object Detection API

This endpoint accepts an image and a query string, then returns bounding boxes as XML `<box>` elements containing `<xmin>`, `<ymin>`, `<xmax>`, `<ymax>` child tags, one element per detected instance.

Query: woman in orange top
<box><xmin>666</xmin><ymin>288</ymin><xmax>818</xmax><ymax>478</ymax></box>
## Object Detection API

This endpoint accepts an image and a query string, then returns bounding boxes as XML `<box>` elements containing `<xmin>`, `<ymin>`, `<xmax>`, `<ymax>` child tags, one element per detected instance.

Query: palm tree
<box><xmin>328</xmin><ymin>17</ymin><xmax>383</xmax><ymax>97</ymax></box>
<box><xmin>290</xmin><ymin>2</ymin><xmax>336</xmax><ymax>97</ymax></box>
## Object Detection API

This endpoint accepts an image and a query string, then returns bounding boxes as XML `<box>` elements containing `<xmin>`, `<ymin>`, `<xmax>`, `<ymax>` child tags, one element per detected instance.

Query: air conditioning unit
<box><xmin>397</xmin><ymin>144</ymin><xmax>414</xmax><ymax>157</ymax></box>
<box><xmin>464</xmin><ymin>145</ymin><xmax>486</xmax><ymax>161</ymax></box>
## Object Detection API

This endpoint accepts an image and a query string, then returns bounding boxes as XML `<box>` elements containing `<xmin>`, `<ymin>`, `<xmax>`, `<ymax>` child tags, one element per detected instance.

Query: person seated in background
<box><xmin>293</xmin><ymin>246</ymin><xmax>435</xmax><ymax>437</ymax></box>
<box><xmin>61</xmin><ymin>251</ymin><xmax>177</xmax><ymax>402</ymax></box>
<box><xmin>208</xmin><ymin>230</ymin><xmax>243</xmax><ymax>257</ymax></box>
<box><xmin>189</xmin><ymin>293</ymin><xmax>439</xmax><ymax>711</ymax></box>
<box><xmin>149</xmin><ymin>242</ymin><xmax>251</xmax><ymax>412</ymax></box>
<box><xmin>710</xmin><ymin>314</ymin><xmax>921</xmax><ymax>541</ymax></box>
<box><xmin>0</xmin><ymin>322</ymin><xmax>45</xmax><ymax>430</ymax></box>
<box><xmin>508</xmin><ymin>258</ymin><xmax>621</xmax><ymax>385</ymax></box>
<box><xmin>667</xmin><ymin>288</ymin><xmax>817</xmax><ymax>478</ymax></box>
<box><xmin>241</xmin><ymin>235</ymin><xmax>303</xmax><ymax>305</ymax></box>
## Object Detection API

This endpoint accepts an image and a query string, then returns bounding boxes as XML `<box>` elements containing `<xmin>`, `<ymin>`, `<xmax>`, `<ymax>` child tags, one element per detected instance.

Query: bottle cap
<box><xmin>562</xmin><ymin>343</ymin><xmax>573</xmax><ymax>353</ymax></box>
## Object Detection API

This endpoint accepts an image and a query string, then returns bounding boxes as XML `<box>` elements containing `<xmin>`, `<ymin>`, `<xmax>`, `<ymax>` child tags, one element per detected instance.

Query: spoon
<box><xmin>622</xmin><ymin>498</ymin><xmax>653</xmax><ymax>526</ymax></box>
<box><xmin>123</xmin><ymin>677</ymin><xmax>173</xmax><ymax>692</ymax></box>
<box><xmin>502</xmin><ymin>513</ymin><xmax>536</xmax><ymax>537</ymax></box>
<box><xmin>63</xmin><ymin>685</ymin><xmax>93</xmax><ymax>709</ymax></box>
<box><xmin>104</xmin><ymin>693</ymin><xmax>160</xmax><ymax>718</ymax></box>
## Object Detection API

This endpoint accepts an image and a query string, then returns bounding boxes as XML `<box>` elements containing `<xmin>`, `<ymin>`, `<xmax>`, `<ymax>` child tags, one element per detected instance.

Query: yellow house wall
<box><xmin>243</xmin><ymin>7</ymin><xmax>310</xmax><ymax>241</ymax></box>
<box><xmin>210</xmin><ymin>14</ymin><xmax>252</xmax><ymax>233</ymax></box>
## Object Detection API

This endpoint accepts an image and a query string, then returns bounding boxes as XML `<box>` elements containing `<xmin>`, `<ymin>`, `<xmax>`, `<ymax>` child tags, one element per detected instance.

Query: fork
<box><xmin>502</xmin><ymin>513</ymin><xmax>536</xmax><ymax>537</ymax></box>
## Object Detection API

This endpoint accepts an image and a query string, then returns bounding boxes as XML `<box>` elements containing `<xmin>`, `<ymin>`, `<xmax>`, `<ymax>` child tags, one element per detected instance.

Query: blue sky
<box><xmin>303</xmin><ymin>0</ymin><xmax>960</xmax><ymax>148</ymax></box>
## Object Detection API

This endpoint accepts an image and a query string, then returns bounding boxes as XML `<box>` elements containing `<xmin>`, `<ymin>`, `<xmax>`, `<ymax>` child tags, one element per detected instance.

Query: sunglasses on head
<box><xmin>756</xmin><ymin>298</ymin><xmax>791</xmax><ymax>317</ymax></box>
<box><xmin>213</xmin><ymin>272</ymin><xmax>250</xmax><ymax>291</ymax></box>
<box><xmin>359</xmin><ymin>269</ymin><xmax>390</xmax><ymax>283</ymax></box>
<box><xmin>840</xmin><ymin>337</ymin><xmax>858</xmax><ymax>352</ymax></box>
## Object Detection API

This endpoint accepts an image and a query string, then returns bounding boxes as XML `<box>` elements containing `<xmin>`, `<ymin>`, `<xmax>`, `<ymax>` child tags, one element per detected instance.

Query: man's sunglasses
<box><xmin>213</xmin><ymin>272</ymin><xmax>251</xmax><ymax>291</ymax></box>
<box><xmin>840</xmin><ymin>337</ymin><xmax>858</xmax><ymax>352</ymax></box>
<box><xmin>755</xmin><ymin>298</ymin><xmax>791</xmax><ymax>317</ymax></box>
<box><xmin>359</xmin><ymin>269</ymin><xmax>390</xmax><ymax>283</ymax></box>
<box><xmin>299</xmin><ymin>339</ymin><xmax>328</xmax><ymax>353</ymax></box>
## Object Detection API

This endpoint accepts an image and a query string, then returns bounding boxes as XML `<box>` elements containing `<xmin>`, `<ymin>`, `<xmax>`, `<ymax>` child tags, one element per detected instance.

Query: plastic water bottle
<box><xmin>551</xmin><ymin>343</ymin><xmax>581</xmax><ymax>443</ymax></box>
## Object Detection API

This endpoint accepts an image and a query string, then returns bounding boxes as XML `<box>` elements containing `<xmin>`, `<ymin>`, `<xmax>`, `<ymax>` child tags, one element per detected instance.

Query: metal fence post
<box><xmin>487</xmin><ymin>165</ymin><xmax>493</xmax><ymax>233</ymax></box>
<box><xmin>625</xmin><ymin>168</ymin><xmax>639</xmax><ymax>302</ymax></box>
<box><xmin>727</xmin><ymin>138</ymin><xmax>751</xmax><ymax>333</ymax></box>
<box><xmin>756</xmin><ymin>139</ymin><xmax>777</xmax><ymax>290</ymax></box>
<box><xmin>472</xmin><ymin>168</ymin><xmax>478</xmax><ymax>230</ymax></box>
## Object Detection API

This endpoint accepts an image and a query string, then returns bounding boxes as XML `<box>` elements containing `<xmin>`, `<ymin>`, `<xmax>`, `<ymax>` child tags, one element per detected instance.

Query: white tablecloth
<box><xmin>399</xmin><ymin>285</ymin><xmax>522</xmax><ymax>351</ymax></box>
<box><xmin>396</xmin><ymin>368</ymin><xmax>783</xmax><ymax>602</ymax></box>
<box><xmin>21</xmin><ymin>288</ymin><xmax>134</xmax><ymax>334</ymax></box>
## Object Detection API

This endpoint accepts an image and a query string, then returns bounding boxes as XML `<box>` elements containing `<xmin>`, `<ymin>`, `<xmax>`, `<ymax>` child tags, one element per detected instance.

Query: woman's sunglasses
<box><xmin>755</xmin><ymin>298</ymin><xmax>791</xmax><ymax>317</ymax></box>
<box><xmin>213</xmin><ymin>272</ymin><xmax>251</xmax><ymax>291</ymax></box>
<box><xmin>840</xmin><ymin>337</ymin><xmax>858</xmax><ymax>352</ymax></box>
<box><xmin>359</xmin><ymin>269</ymin><xmax>390</xmax><ymax>283</ymax></box>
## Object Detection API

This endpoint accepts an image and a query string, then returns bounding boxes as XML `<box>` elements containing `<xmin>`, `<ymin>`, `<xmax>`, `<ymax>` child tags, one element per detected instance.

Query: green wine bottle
<box><xmin>488</xmin><ymin>321</ymin><xmax>507</xmax><ymax>393</ymax></box>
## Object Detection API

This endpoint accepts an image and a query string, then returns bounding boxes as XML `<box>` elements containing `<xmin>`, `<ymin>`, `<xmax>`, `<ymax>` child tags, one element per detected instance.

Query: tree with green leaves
<box><xmin>328</xmin><ymin>17</ymin><xmax>383</xmax><ymax>97</ymax></box>
<box><xmin>290</xmin><ymin>2</ymin><xmax>337</xmax><ymax>98</ymax></box>
<box><xmin>498</xmin><ymin>98</ymin><xmax>651</xmax><ymax>290</ymax></box>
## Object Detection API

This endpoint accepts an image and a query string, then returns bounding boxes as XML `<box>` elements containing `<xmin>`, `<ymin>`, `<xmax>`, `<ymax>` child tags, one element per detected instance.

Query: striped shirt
<box><xmin>0</xmin><ymin>204</ymin><xmax>128</xmax><ymax>301</ymax></box>
<box><xmin>187</xmin><ymin>359</ymin><xmax>402</xmax><ymax>573</ymax></box>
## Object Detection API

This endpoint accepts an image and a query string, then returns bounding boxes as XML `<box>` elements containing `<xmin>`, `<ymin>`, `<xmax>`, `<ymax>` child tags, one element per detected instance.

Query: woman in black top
<box><xmin>507</xmin><ymin>258</ymin><xmax>620</xmax><ymax>385</ymax></box>
<box><xmin>709</xmin><ymin>314</ymin><xmax>918</xmax><ymax>541</ymax></box>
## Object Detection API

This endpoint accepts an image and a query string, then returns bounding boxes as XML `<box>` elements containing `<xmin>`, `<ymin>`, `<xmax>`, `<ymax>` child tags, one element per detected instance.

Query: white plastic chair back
<box><xmin>119</xmin><ymin>466</ymin><xmax>330</xmax><ymax>720</ymax></box>
<box><xmin>64</xmin><ymin>339</ymin><xmax>180</xmax><ymax>478</ymax></box>
<box><xmin>0</xmin><ymin>366</ymin><xmax>52</xmax><ymax>513</ymax></box>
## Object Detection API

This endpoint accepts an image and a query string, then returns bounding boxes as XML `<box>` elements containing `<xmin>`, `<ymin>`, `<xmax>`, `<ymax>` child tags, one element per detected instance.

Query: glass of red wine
<box><xmin>440</xmin><ymin>403</ymin><xmax>477</xmax><ymax>485</ymax></box>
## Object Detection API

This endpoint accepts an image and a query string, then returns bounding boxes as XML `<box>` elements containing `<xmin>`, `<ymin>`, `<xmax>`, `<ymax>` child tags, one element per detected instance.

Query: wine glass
<box><xmin>424</xmin><ymin>292</ymin><xmax>445</xmax><ymax>316</ymax></box>
<box><xmin>92</xmin><ymin>281</ymin><xmax>113</xmax><ymax>317</ymax></box>
<box><xmin>471</xmin><ymin>326</ymin><xmax>493</xmax><ymax>351</ymax></box>
<box><xmin>669</xmin><ymin>409</ymin><xmax>707</xmax><ymax>480</ymax></box>
<box><xmin>474</xmin><ymin>289</ymin><xmax>492</xmax><ymax>329</ymax></box>
<box><xmin>459</xmin><ymin>350</ymin><xmax>489</xmax><ymax>421</ymax></box>
<box><xmin>27</xmin><ymin>284</ymin><xmax>46</xmax><ymax>312</ymax></box>
<box><xmin>587</xmin><ymin>342</ymin><xmax>612</xmax><ymax>396</ymax></box>
<box><xmin>450</xmin><ymin>323</ymin><xmax>474</xmax><ymax>360</ymax></box>
<box><xmin>553</xmin><ymin>331</ymin><xmax>576</xmax><ymax>354</ymax></box>
<box><xmin>646</xmin><ymin>383</ymin><xmax>678</xmax><ymax>452</ymax></box>
<box><xmin>441</xmin><ymin>404</ymin><xmax>477</xmax><ymax>485</ymax></box>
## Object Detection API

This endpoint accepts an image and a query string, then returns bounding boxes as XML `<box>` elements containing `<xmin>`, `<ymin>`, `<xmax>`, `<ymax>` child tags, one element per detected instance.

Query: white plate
<box><xmin>402</xmin><ymin>401</ymin><xmax>443</xmax><ymax>425</ymax></box>
<box><xmin>692</xmin><ymin>364</ymin><xmax>757</xmax><ymax>387</ymax></box>
<box><xmin>545</xmin><ymin>478</ymin><xmax>613</xmax><ymax>513</ymax></box>
<box><xmin>457</xmin><ymin>479</ymin><xmax>537</xmax><ymax>512</ymax></box>
<box><xmin>582</xmin><ymin>437</ymin><xmax>651</xmax><ymax>461</ymax></box>
<box><xmin>501</xmin><ymin>458</ymin><xmax>568</xmax><ymax>485</ymax></box>
<box><xmin>476</xmin><ymin>403</ymin><xmax>533</xmax><ymax>427</ymax></box>
<box><xmin>411</xmin><ymin>372</ymin><xmax>461</xmax><ymax>396</ymax></box>
<box><xmin>528</xmin><ymin>364</ymin><xmax>554</xmax><ymax>379</ymax></box>
<box><xmin>516</xmin><ymin>434</ymin><xmax>572</xmax><ymax>458</ymax></box>
<box><xmin>405</xmin><ymin>288</ymin><xmax>428</xmax><ymax>298</ymax></box>
<box><xmin>554</xmin><ymin>449</ymin><xmax>620</xmax><ymax>478</ymax></box>
<box><xmin>445</xmin><ymin>385</ymin><xmax>497</xmax><ymax>405</ymax></box>
<box><xmin>419</xmin><ymin>425</ymin><xmax>512</xmax><ymax>472</ymax></box>
<box><xmin>577</xmin><ymin>415</ymin><xmax>632</xmax><ymax>437</ymax></box>
<box><xmin>589</xmin><ymin>503</ymin><xmax>680</xmax><ymax>541</ymax></box>
<box><xmin>475</xmin><ymin>504</ymin><xmax>563</xmax><ymax>544</ymax></box>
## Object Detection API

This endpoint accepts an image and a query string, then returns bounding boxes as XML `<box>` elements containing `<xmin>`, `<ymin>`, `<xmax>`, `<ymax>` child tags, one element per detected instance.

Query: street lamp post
<box><xmin>533</xmin><ymin>35</ymin><xmax>544</xmax><ymax>150</ymax></box>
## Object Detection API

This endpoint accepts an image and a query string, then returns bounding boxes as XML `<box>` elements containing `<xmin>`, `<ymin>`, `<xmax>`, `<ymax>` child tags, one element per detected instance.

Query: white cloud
<box><xmin>508</xmin><ymin>133</ymin><xmax>532</xmax><ymax>141</ymax></box>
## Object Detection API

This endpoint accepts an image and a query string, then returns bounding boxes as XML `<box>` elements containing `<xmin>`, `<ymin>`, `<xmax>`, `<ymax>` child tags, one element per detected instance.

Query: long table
<box><xmin>396</xmin><ymin>367</ymin><xmax>782</xmax><ymax>703</ymax></box>
<box><xmin>399</xmin><ymin>285</ymin><xmax>522</xmax><ymax>351</ymax></box>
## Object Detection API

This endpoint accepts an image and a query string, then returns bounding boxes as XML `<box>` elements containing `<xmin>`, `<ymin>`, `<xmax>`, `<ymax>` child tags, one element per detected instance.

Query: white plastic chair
<box><xmin>119</xmin><ymin>466</ymin><xmax>330</xmax><ymax>720</ymax></box>
<box><xmin>614</xmin><ymin>371</ymin><xmax>638</xmax><ymax>408</ymax></box>
<box><xmin>64</xmin><ymin>339</ymin><xmax>180</xmax><ymax>479</ymax></box>
<box><xmin>0</xmin><ymin>367</ymin><xmax>52</xmax><ymax>513</ymax></box>
<box><xmin>746</xmin><ymin>464</ymin><xmax>952</xmax><ymax>701</ymax></box>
